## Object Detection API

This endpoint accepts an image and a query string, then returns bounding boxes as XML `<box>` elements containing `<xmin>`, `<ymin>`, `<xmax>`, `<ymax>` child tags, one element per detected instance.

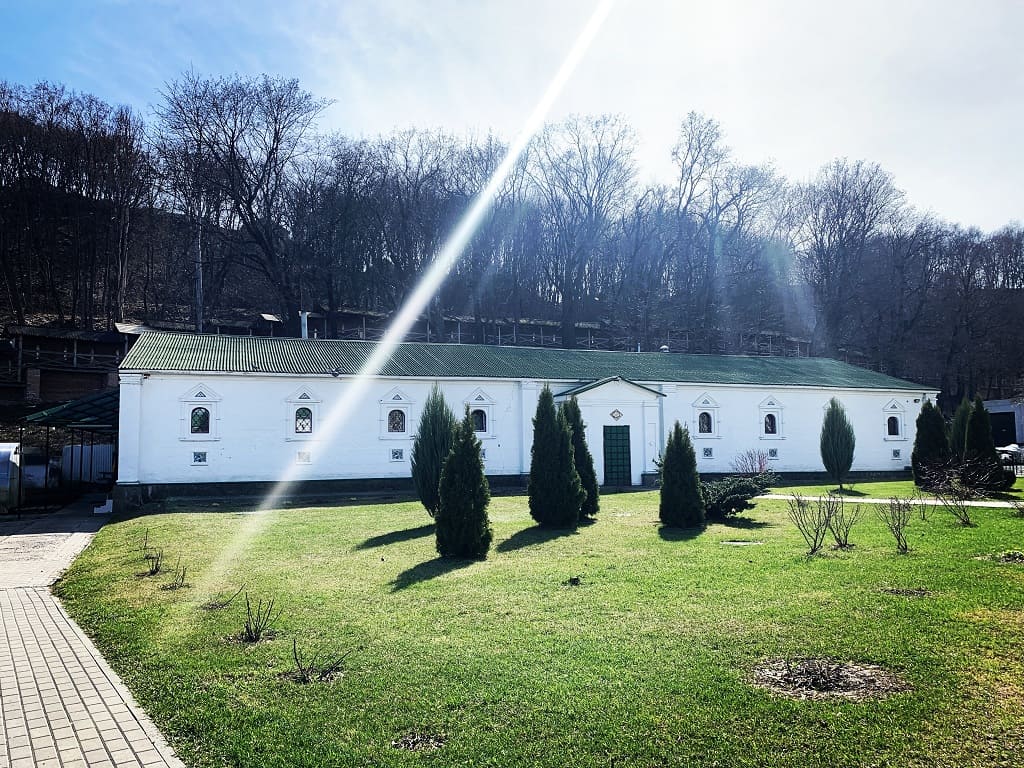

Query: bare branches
<box><xmin>876</xmin><ymin>497</ymin><xmax>913</xmax><ymax>553</ymax></box>
<box><xmin>786</xmin><ymin>495</ymin><xmax>834</xmax><ymax>555</ymax></box>
<box><xmin>827</xmin><ymin>498</ymin><xmax>861</xmax><ymax>549</ymax></box>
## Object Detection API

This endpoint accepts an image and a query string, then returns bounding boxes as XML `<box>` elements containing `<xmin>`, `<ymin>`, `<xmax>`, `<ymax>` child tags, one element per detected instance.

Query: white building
<box><xmin>115</xmin><ymin>333</ymin><xmax>937</xmax><ymax>506</ymax></box>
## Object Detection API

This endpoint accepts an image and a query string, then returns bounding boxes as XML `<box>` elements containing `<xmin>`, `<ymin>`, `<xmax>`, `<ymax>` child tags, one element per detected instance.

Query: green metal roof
<box><xmin>120</xmin><ymin>333</ymin><xmax>929</xmax><ymax>391</ymax></box>
<box><xmin>24</xmin><ymin>388</ymin><xmax>119</xmax><ymax>433</ymax></box>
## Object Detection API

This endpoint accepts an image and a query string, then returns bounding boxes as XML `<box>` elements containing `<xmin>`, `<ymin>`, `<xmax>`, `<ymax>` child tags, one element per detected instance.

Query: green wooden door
<box><xmin>603</xmin><ymin>425</ymin><xmax>632</xmax><ymax>486</ymax></box>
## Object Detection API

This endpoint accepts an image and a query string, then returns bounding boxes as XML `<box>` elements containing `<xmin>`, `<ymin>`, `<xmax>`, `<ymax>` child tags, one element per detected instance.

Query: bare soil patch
<box><xmin>751</xmin><ymin>657</ymin><xmax>910</xmax><ymax>701</ymax></box>
<box><xmin>391</xmin><ymin>731</ymin><xmax>446</xmax><ymax>751</ymax></box>
<box><xmin>881</xmin><ymin>587</ymin><xmax>930</xmax><ymax>597</ymax></box>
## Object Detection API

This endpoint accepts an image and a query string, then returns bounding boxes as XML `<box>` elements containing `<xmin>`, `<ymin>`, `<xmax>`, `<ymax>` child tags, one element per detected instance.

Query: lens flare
<box><xmin>184</xmin><ymin>0</ymin><xmax>617</xmax><ymax>604</ymax></box>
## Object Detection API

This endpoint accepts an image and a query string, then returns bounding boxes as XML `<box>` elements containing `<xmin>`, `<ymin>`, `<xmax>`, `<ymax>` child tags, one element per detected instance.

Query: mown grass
<box><xmin>56</xmin><ymin>492</ymin><xmax>1024</xmax><ymax>768</ymax></box>
<box><xmin>772</xmin><ymin>477</ymin><xmax>1024</xmax><ymax>501</ymax></box>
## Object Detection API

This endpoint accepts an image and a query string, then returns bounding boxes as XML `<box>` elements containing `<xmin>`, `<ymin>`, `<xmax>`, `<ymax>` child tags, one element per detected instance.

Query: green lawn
<box><xmin>771</xmin><ymin>477</ymin><xmax>1024</xmax><ymax>501</ymax></box>
<box><xmin>56</xmin><ymin>492</ymin><xmax>1024</xmax><ymax>768</ymax></box>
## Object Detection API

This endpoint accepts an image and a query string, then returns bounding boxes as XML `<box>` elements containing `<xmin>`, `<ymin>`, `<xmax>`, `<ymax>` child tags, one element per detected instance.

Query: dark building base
<box><xmin>114</xmin><ymin>474</ymin><xmax>530</xmax><ymax>514</ymax></box>
<box><xmin>115</xmin><ymin>469</ymin><xmax>912</xmax><ymax>513</ymax></box>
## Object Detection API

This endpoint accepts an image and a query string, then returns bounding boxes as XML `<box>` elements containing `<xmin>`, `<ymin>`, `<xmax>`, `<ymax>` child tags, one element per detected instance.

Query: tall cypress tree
<box><xmin>560</xmin><ymin>397</ymin><xmax>599</xmax><ymax>520</ymax></box>
<box><xmin>659</xmin><ymin>421</ymin><xmax>705</xmax><ymax>528</ymax></box>
<box><xmin>963</xmin><ymin>396</ymin><xmax>1011</xmax><ymax>491</ymax></box>
<box><xmin>528</xmin><ymin>386</ymin><xmax>584</xmax><ymax>528</ymax></box>
<box><xmin>949</xmin><ymin>397</ymin><xmax>972</xmax><ymax>462</ymax></box>
<box><xmin>820</xmin><ymin>397</ymin><xmax>856</xmax><ymax>490</ymax></box>
<box><xmin>964</xmin><ymin>396</ymin><xmax>999</xmax><ymax>465</ymax></box>
<box><xmin>911</xmin><ymin>399</ymin><xmax>950</xmax><ymax>487</ymax></box>
<box><xmin>411</xmin><ymin>383</ymin><xmax>456</xmax><ymax>518</ymax></box>
<box><xmin>436</xmin><ymin>408</ymin><xmax>492</xmax><ymax>559</ymax></box>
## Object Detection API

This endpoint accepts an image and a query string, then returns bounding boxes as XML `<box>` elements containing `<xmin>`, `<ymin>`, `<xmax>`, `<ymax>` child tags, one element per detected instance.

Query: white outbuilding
<box><xmin>115</xmin><ymin>333</ymin><xmax>937</xmax><ymax>507</ymax></box>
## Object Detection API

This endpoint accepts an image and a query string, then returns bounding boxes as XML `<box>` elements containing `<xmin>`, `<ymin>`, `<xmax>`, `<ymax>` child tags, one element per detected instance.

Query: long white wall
<box><xmin>117</xmin><ymin>372</ymin><xmax>935</xmax><ymax>486</ymax></box>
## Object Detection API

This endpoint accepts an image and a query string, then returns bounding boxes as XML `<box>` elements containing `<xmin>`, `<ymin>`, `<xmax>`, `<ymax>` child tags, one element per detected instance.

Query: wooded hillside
<box><xmin>1</xmin><ymin>76</ymin><xmax>1021</xmax><ymax>405</ymax></box>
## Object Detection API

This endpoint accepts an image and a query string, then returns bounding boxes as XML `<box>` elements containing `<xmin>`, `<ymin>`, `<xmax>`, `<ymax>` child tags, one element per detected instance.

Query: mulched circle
<box><xmin>278</xmin><ymin>669</ymin><xmax>344</xmax><ymax>684</ymax></box>
<box><xmin>390</xmin><ymin>731</ymin><xmax>446</xmax><ymax>751</ymax></box>
<box><xmin>882</xmin><ymin>587</ymin><xmax>930</xmax><ymax>597</ymax></box>
<box><xmin>751</xmin><ymin>657</ymin><xmax>910</xmax><ymax>701</ymax></box>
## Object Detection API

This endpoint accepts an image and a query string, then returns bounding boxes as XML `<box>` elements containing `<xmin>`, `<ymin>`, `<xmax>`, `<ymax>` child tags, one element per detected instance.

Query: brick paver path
<box><xmin>0</xmin><ymin>507</ymin><xmax>183</xmax><ymax>768</ymax></box>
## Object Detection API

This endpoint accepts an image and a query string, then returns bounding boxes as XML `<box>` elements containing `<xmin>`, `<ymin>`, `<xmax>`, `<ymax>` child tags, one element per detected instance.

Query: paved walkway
<box><xmin>0</xmin><ymin>505</ymin><xmax>183</xmax><ymax>768</ymax></box>
<box><xmin>759</xmin><ymin>493</ymin><xmax>1018</xmax><ymax>507</ymax></box>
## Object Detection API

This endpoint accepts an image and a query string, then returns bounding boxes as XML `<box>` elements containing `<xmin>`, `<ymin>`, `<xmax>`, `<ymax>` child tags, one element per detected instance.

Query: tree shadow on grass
<box><xmin>496</xmin><ymin>525</ymin><xmax>579</xmax><ymax>553</ymax></box>
<box><xmin>831</xmin><ymin>488</ymin><xmax>866</xmax><ymax>497</ymax></box>
<box><xmin>354</xmin><ymin>524</ymin><xmax>434</xmax><ymax>551</ymax></box>
<box><xmin>391</xmin><ymin>556</ymin><xmax>474</xmax><ymax>591</ymax></box>
<box><xmin>657</xmin><ymin>525</ymin><xmax>704</xmax><ymax>542</ymax></box>
<box><xmin>717</xmin><ymin>516</ymin><xmax>771</xmax><ymax>530</ymax></box>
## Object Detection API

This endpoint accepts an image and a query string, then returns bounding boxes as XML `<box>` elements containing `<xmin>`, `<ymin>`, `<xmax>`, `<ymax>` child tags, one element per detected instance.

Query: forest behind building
<box><xmin>1</xmin><ymin>74</ymin><xmax>1022</xmax><ymax>407</ymax></box>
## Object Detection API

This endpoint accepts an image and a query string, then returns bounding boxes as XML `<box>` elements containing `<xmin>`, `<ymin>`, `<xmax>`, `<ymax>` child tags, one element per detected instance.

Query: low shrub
<box><xmin>786</xmin><ymin>494</ymin><xmax>834</xmax><ymax>555</ymax></box>
<box><xmin>877</xmin><ymin>497</ymin><xmax>913</xmax><ymax>553</ymax></box>
<box><xmin>701</xmin><ymin>471</ymin><xmax>773</xmax><ymax>521</ymax></box>
<box><xmin>242</xmin><ymin>594</ymin><xmax>280</xmax><ymax>642</ymax></box>
<box><xmin>827</xmin><ymin>496</ymin><xmax>861</xmax><ymax>549</ymax></box>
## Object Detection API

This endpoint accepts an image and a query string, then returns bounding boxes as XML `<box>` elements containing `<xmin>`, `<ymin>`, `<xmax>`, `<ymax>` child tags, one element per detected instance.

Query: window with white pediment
<box><xmin>691</xmin><ymin>393</ymin><xmax>720</xmax><ymax>438</ymax></box>
<box><xmin>179</xmin><ymin>384</ymin><xmax>221</xmax><ymax>441</ymax></box>
<box><xmin>759</xmin><ymin>396</ymin><xmax>784</xmax><ymax>440</ymax></box>
<box><xmin>285</xmin><ymin>387</ymin><xmax>320</xmax><ymax>441</ymax></box>
<box><xmin>380</xmin><ymin>388</ymin><xmax>413</xmax><ymax>439</ymax></box>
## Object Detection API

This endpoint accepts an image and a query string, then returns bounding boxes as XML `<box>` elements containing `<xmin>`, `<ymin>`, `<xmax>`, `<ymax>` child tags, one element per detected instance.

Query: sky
<box><xmin>1</xmin><ymin>0</ymin><xmax>1021</xmax><ymax>231</ymax></box>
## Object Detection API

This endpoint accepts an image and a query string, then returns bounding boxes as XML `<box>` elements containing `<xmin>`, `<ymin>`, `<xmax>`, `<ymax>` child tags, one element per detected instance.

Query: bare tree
<box><xmin>155</xmin><ymin>72</ymin><xmax>330</xmax><ymax>335</ymax></box>
<box><xmin>793</xmin><ymin>159</ymin><xmax>904</xmax><ymax>355</ymax></box>
<box><xmin>530</xmin><ymin>114</ymin><xmax>636</xmax><ymax>348</ymax></box>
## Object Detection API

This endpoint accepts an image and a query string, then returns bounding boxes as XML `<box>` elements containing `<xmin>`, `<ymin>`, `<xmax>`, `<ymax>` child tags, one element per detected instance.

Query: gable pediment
<box><xmin>555</xmin><ymin>376</ymin><xmax>664</xmax><ymax>401</ymax></box>
<box><xmin>692</xmin><ymin>392</ymin><xmax>719</xmax><ymax>409</ymax></box>
<box><xmin>286</xmin><ymin>386</ymin><xmax>321</xmax><ymax>403</ymax></box>
<box><xmin>381</xmin><ymin>387</ymin><xmax>412</xmax><ymax>404</ymax></box>
<box><xmin>181</xmin><ymin>383</ymin><xmax>221</xmax><ymax>402</ymax></box>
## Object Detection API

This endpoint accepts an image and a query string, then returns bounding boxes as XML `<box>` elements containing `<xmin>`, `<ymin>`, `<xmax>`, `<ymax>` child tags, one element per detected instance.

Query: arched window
<box><xmin>190</xmin><ymin>407</ymin><xmax>210</xmax><ymax>434</ymax></box>
<box><xmin>764</xmin><ymin>413</ymin><xmax>777</xmax><ymax>435</ymax></box>
<box><xmin>295</xmin><ymin>407</ymin><xmax>313</xmax><ymax>434</ymax></box>
<box><xmin>471</xmin><ymin>408</ymin><xmax>487</xmax><ymax>433</ymax></box>
<box><xmin>887</xmin><ymin>415</ymin><xmax>900</xmax><ymax>437</ymax></box>
<box><xmin>698</xmin><ymin>411</ymin><xmax>713</xmax><ymax>434</ymax></box>
<box><xmin>388</xmin><ymin>409</ymin><xmax>406</xmax><ymax>433</ymax></box>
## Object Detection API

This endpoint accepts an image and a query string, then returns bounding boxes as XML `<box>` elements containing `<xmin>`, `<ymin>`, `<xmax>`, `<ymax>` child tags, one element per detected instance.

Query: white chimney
<box><xmin>299</xmin><ymin>311</ymin><xmax>309</xmax><ymax>339</ymax></box>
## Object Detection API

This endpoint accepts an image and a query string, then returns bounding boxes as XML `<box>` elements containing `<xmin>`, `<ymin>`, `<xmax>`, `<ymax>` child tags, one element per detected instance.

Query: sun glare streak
<box><xmin>181</xmin><ymin>0</ymin><xmax>617</xmax><ymax>607</ymax></box>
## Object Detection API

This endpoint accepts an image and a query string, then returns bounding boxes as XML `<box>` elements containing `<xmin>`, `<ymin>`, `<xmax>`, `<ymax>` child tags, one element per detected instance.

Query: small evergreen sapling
<box><xmin>911</xmin><ymin>399</ymin><xmax>950</xmax><ymax>488</ymax></box>
<box><xmin>659</xmin><ymin>421</ymin><xmax>705</xmax><ymax>528</ymax></box>
<box><xmin>528</xmin><ymin>386</ymin><xmax>585</xmax><ymax>528</ymax></box>
<box><xmin>411</xmin><ymin>383</ymin><xmax>457</xmax><ymax>518</ymax></box>
<box><xmin>820</xmin><ymin>397</ymin><xmax>856</xmax><ymax>490</ymax></box>
<box><xmin>561</xmin><ymin>397</ymin><xmax>599</xmax><ymax>520</ymax></box>
<box><xmin>436</xmin><ymin>408</ymin><xmax>492</xmax><ymax>559</ymax></box>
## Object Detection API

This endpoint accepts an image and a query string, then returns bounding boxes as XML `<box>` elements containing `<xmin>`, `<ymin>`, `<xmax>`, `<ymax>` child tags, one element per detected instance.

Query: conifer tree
<box><xmin>436</xmin><ymin>408</ymin><xmax>492</xmax><ymax>559</ymax></box>
<box><xmin>820</xmin><ymin>397</ymin><xmax>856</xmax><ymax>490</ymax></box>
<box><xmin>911</xmin><ymin>399</ymin><xmax>950</xmax><ymax>487</ymax></box>
<box><xmin>962</xmin><ymin>396</ymin><xmax>1012</xmax><ymax>492</ymax></box>
<box><xmin>659</xmin><ymin>421</ymin><xmax>705</xmax><ymax>528</ymax></box>
<box><xmin>561</xmin><ymin>397</ymin><xmax>599</xmax><ymax>520</ymax></box>
<box><xmin>964</xmin><ymin>396</ymin><xmax>999</xmax><ymax>465</ymax></box>
<box><xmin>949</xmin><ymin>397</ymin><xmax>972</xmax><ymax>461</ymax></box>
<box><xmin>528</xmin><ymin>386</ymin><xmax>585</xmax><ymax>528</ymax></box>
<box><xmin>411</xmin><ymin>383</ymin><xmax>456</xmax><ymax>518</ymax></box>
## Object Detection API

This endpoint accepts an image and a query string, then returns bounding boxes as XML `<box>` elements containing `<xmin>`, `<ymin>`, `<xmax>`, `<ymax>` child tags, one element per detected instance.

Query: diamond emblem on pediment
<box><xmin>610</xmin><ymin>409</ymin><xmax>623</xmax><ymax>421</ymax></box>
